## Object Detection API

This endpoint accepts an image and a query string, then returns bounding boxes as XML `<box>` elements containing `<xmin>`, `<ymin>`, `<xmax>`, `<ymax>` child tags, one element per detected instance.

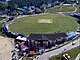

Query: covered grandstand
<box><xmin>67</xmin><ymin>32</ymin><xmax>78</xmax><ymax>40</ymax></box>
<box><xmin>28</xmin><ymin>33</ymin><xmax>68</xmax><ymax>48</ymax></box>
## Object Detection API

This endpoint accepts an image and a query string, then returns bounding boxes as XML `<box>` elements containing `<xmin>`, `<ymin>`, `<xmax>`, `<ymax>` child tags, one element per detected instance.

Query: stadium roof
<box><xmin>28</xmin><ymin>33</ymin><xmax>67</xmax><ymax>41</ymax></box>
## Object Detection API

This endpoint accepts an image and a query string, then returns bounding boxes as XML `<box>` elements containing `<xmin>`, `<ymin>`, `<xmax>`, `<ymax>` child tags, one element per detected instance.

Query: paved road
<box><xmin>34</xmin><ymin>38</ymin><xmax>80</xmax><ymax>60</ymax></box>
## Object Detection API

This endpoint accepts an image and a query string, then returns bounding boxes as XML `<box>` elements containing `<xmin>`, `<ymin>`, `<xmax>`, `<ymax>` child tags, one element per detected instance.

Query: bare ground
<box><xmin>0</xmin><ymin>36</ymin><xmax>14</xmax><ymax>60</ymax></box>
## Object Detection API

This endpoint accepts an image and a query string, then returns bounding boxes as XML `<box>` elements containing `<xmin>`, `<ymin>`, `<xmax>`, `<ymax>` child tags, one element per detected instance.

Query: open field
<box><xmin>45</xmin><ymin>5</ymin><xmax>76</xmax><ymax>13</ymax></box>
<box><xmin>49</xmin><ymin>46</ymin><xmax>80</xmax><ymax>60</ymax></box>
<box><xmin>9</xmin><ymin>14</ymin><xmax>77</xmax><ymax>35</ymax></box>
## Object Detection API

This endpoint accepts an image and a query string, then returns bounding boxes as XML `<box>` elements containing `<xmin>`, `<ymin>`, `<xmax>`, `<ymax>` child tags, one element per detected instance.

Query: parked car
<box><xmin>72</xmin><ymin>41</ymin><xmax>76</xmax><ymax>45</ymax></box>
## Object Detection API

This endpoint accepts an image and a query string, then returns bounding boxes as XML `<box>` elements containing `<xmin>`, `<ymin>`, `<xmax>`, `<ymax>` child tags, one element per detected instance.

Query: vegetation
<box><xmin>0</xmin><ymin>22</ymin><xmax>2</xmax><ymax>36</ymax></box>
<box><xmin>9</xmin><ymin>14</ymin><xmax>77</xmax><ymax>35</ymax></box>
<box><xmin>77</xmin><ymin>6</ymin><xmax>80</xmax><ymax>12</ymax></box>
<box><xmin>0</xmin><ymin>32</ymin><xmax>1</xmax><ymax>36</ymax></box>
<box><xmin>0</xmin><ymin>17</ymin><xmax>4</xmax><ymax>36</ymax></box>
<box><xmin>49</xmin><ymin>46</ymin><xmax>80</xmax><ymax>60</ymax></box>
<box><xmin>7</xmin><ymin>1</ymin><xmax>18</xmax><ymax>10</ymax></box>
<box><xmin>0</xmin><ymin>3</ymin><xmax>7</xmax><ymax>11</ymax></box>
<box><xmin>8</xmin><ymin>0</ymin><xmax>56</xmax><ymax>7</ymax></box>
<box><xmin>45</xmin><ymin>5</ymin><xmax>76</xmax><ymax>13</ymax></box>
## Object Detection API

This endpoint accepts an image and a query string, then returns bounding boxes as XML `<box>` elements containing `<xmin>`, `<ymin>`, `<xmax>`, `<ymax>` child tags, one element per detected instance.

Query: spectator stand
<box><xmin>67</xmin><ymin>32</ymin><xmax>78</xmax><ymax>40</ymax></box>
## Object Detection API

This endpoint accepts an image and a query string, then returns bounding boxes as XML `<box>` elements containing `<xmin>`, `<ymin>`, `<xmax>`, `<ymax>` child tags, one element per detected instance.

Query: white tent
<box><xmin>16</xmin><ymin>36</ymin><xmax>27</xmax><ymax>41</ymax></box>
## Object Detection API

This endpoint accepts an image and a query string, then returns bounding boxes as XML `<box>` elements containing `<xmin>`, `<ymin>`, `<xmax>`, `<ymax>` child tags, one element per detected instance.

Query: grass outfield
<box><xmin>9</xmin><ymin>14</ymin><xmax>77</xmax><ymax>35</ymax></box>
<box><xmin>45</xmin><ymin>5</ymin><xmax>76</xmax><ymax>13</ymax></box>
<box><xmin>49</xmin><ymin>46</ymin><xmax>80</xmax><ymax>60</ymax></box>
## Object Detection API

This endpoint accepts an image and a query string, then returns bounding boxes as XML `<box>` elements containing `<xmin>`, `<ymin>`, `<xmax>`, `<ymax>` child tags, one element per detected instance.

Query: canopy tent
<box><xmin>16</xmin><ymin>36</ymin><xmax>27</xmax><ymax>41</ymax></box>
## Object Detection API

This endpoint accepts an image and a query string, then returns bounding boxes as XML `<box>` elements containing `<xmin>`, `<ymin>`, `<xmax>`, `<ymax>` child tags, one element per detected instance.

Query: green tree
<box><xmin>7</xmin><ymin>1</ymin><xmax>18</xmax><ymax>10</ymax></box>
<box><xmin>78</xmin><ymin>6</ymin><xmax>80</xmax><ymax>12</ymax></box>
<box><xmin>0</xmin><ymin>3</ymin><xmax>7</xmax><ymax>10</ymax></box>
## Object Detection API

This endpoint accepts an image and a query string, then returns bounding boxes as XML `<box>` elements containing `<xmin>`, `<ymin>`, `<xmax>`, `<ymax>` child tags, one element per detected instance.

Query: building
<box><xmin>28</xmin><ymin>33</ymin><xmax>68</xmax><ymax>49</ymax></box>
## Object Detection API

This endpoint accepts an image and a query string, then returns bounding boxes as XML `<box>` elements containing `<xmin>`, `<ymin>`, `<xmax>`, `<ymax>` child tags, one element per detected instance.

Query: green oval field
<box><xmin>9</xmin><ymin>14</ymin><xmax>77</xmax><ymax>35</ymax></box>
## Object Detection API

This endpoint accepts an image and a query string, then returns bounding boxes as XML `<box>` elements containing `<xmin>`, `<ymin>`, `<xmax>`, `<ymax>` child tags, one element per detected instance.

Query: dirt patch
<box><xmin>38</xmin><ymin>19</ymin><xmax>53</xmax><ymax>23</ymax></box>
<box><xmin>0</xmin><ymin>36</ymin><xmax>14</xmax><ymax>60</ymax></box>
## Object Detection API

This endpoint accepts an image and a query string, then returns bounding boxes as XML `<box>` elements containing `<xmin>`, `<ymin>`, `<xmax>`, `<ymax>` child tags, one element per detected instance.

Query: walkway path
<box><xmin>34</xmin><ymin>38</ymin><xmax>80</xmax><ymax>60</ymax></box>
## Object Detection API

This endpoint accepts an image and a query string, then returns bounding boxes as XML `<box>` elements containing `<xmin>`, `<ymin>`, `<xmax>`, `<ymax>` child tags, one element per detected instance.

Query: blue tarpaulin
<box><xmin>3</xmin><ymin>23</ymin><xmax>6</xmax><ymax>30</ymax></box>
<box><xmin>67</xmin><ymin>32</ymin><xmax>78</xmax><ymax>40</ymax></box>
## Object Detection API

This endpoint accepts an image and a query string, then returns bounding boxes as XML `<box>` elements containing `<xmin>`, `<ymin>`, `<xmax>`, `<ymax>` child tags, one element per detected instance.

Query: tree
<box><xmin>7</xmin><ymin>1</ymin><xmax>18</xmax><ymax>10</ymax></box>
<box><xmin>77</xmin><ymin>6</ymin><xmax>80</xmax><ymax>12</ymax></box>
<box><xmin>0</xmin><ymin>3</ymin><xmax>7</xmax><ymax>11</ymax></box>
<box><xmin>8</xmin><ymin>0</ymin><xmax>66</xmax><ymax>7</ymax></box>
